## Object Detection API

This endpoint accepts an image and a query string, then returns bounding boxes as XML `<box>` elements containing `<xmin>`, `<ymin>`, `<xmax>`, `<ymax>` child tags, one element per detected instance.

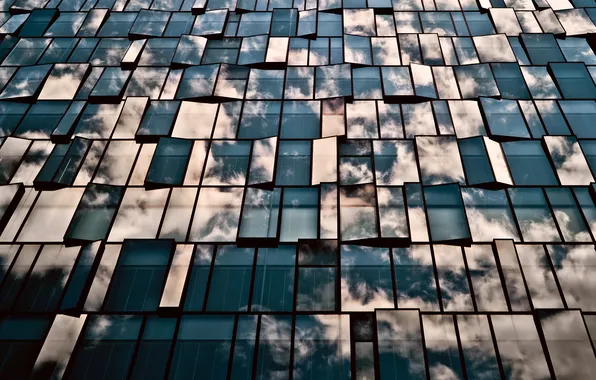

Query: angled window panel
<box><xmin>480</xmin><ymin>98</ymin><xmax>530</xmax><ymax>140</ymax></box>
<box><xmin>275</xmin><ymin>140</ymin><xmax>311</xmax><ymax>185</ymax></box>
<box><xmin>519</xmin><ymin>100</ymin><xmax>546</xmax><ymax>138</ymax></box>
<box><xmin>18</xmin><ymin>188</ymin><xmax>85</xmax><ymax>242</ymax></box>
<box><xmin>458</xmin><ymin>137</ymin><xmax>498</xmax><ymax>187</ymax></box>
<box><xmin>44</xmin><ymin>12</ymin><xmax>87</xmax><ymax>37</ymax></box>
<box><xmin>452</xmin><ymin>36</ymin><xmax>479</xmax><ymax>64</ymax></box>
<box><xmin>175</xmin><ymin>64</ymin><xmax>219</xmax><ymax>99</ymax></box>
<box><xmin>419</xmin><ymin>34</ymin><xmax>444</xmax><ymax>65</ymax></box>
<box><xmin>352</xmin><ymin>67</ymin><xmax>382</xmax><ymax>100</ymax></box>
<box><xmin>377</xmin><ymin>186</ymin><xmax>409</xmax><ymax>242</ymax></box>
<box><xmin>410</xmin><ymin>63</ymin><xmax>437</xmax><ymax>99</ymax></box>
<box><xmin>312</xmin><ymin>136</ymin><xmax>337</xmax><ymax>185</ymax></box>
<box><xmin>502</xmin><ymin>140</ymin><xmax>558</xmax><ymax>185</ymax></box>
<box><xmin>297</xmin><ymin>9</ymin><xmax>316</xmax><ymax>37</ymax></box>
<box><xmin>339</xmin><ymin>184</ymin><xmax>378</xmax><ymax>242</ymax></box>
<box><xmin>462</xmin><ymin>188</ymin><xmax>519</xmax><ymax>242</ymax></box>
<box><xmin>86</xmin><ymin>65</ymin><xmax>126</xmax><ymax>98</ymax></box>
<box><xmin>535</xmin><ymin>100</ymin><xmax>570</xmax><ymax>135</ymax></box>
<box><xmin>0</xmin><ymin>137</ymin><xmax>31</xmax><ymax>184</ymax></box>
<box><xmin>98</xmin><ymin>12</ymin><xmax>138</xmax><ymax>37</ymax></box>
<box><xmin>14</xmin><ymin>101</ymin><xmax>70</xmax><ymax>139</ymax></box>
<box><xmin>473</xmin><ymin>34</ymin><xmax>517</xmax><ymax>63</ymax></box>
<box><xmin>236</xmin><ymin>0</ymin><xmax>256</xmax><ymax>11</ymax></box>
<box><xmin>491</xmin><ymin>63</ymin><xmax>531</xmax><ymax>100</ymax></box>
<box><xmin>464</xmin><ymin>245</ymin><xmax>508</xmax><ymax>311</ymax></box>
<box><xmin>206</xmin><ymin>247</ymin><xmax>254</xmax><ymax>311</ymax></box>
<box><xmin>346</xmin><ymin>100</ymin><xmax>378</xmax><ymax>138</ymax></box>
<box><xmin>129</xmin><ymin>9</ymin><xmax>170</xmax><ymax>38</ymax></box>
<box><xmin>432</xmin><ymin>66</ymin><xmax>461</xmax><ymax>99</ymax></box>
<box><xmin>457</xmin><ymin>315</ymin><xmax>501</xmax><ymax>378</ymax></box>
<box><xmin>535</xmin><ymin>9</ymin><xmax>566</xmax><ymax>35</ymax></box>
<box><xmin>165</xmin><ymin>12</ymin><xmax>194</xmax><ymax>36</ymax></box>
<box><xmin>343</xmin><ymin>34</ymin><xmax>372</xmax><ymax>65</ymax></box>
<box><xmin>172</xmin><ymin>35</ymin><xmax>207</xmax><ymax>66</ymax></box>
<box><xmin>145</xmin><ymin>137</ymin><xmax>193</xmax><ymax>188</ymax></box>
<box><xmin>90</xmin><ymin>38</ymin><xmax>131</xmax><ymax>66</ymax></box>
<box><xmin>393</xmin><ymin>245</ymin><xmax>438</xmax><ymax>309</ymax></box>
<box><xmin>371</xmin><ymin>37</ymin><xmax>400</xmax><ymax>65</ymax></box>
<box><xmin>192</xmin><ymin>9</ymin><xmax>228</xmax><ymax>37</ymax></box>
<box><xmin>557</xmin><ymin>37</ymin><xmax>596</xmax><ymax>64</ymax></box>
<box><xmin>251</xmin><ymin>246</ymin><xmax>295</xmax><ymax>312</ymax></box>
<box><xmin>69</xmin><ymin>38</ymin><xmax>99</xmax><ymax>64</ymax></box>
<box><xmin>172</xmin><ymin>101</ymin><xmax>217</xmax><ymax>138</ymax></box>
<box><xmin>0</xmin><ymin>315</ymin><xmax>53</xmax><ymax>378</ymax></box>
<box><xmin>128</xmin><ymin>316</ymin><xmax>177</xmax><ymax>380</ymax></box>
<box><xmin>424</xmin><ymin>183</ymin><xmax>471</xmax><ymax>244</ymax></box>
<box><xmin>7</xmin><ymin>139</ymin><xmax>50</xmax><ymax>187</ymax></box>
<box><xmin>447</xmin><ymin>100</ymin><xmax>485</xmax><ymax>138</ymax></box>
<box><xmin>30</xmin><ymin>314</ymin><xmax>87</xmax><ymax>379</ymax></box>
<box><xmin>59</xmin><ymin>241</ymin><xmax>101</xmax><ymax>311</ymax></box>
<box><xmin>38</xmin><ymin>64</ymin><xmax>90</xmax><ymax>101</ymax></box>
<box><xmin>214</xmin><ymin>64</ymin><xmax>250</xmax><ymax>100</ymax></box>
<box><xmin>423</xmin><ymin>315</ymin><xmax>465</xmax><ymax>378</ymax></box>
<box><xmin>91</xmin><ymin>140</ymin><xmax>139</xmax><ymax>185</ymax></box>
<box><xmin>2</xmin><ymin>37</ymin><xmax>51</xmax><ymax>66</ymax></box>
<box><xmin>556</xmin><ymin>9</ymin><xmax>596</xmax><ymax>36</ymax></box>
<box><xmin>238</xmin><ymin>187</ymin><xmax>281</xmax><ymax>243</ymax></box>
<box><xmin>102</xmin><ymin>239</ymin><xmax>173</xmax><ymax>312</ymax></box>
<box><xmin>159</xmin><ymin>244</ymin><xmax>194</xmax><ymax>310</ymax></box>
<box><xmin>64</xmin><ymin>184</ymin><xmax>125</xmax><ymax>245</ymax></box>
<box><xmin>138</xmin><ymin>38</ymin><xmax>178</xmax><ymax>66</ymax></box>
<box><xmin>38</xmin><ymin>38</ymin><xmax>79</xmax><ymax>65</ymax></box>
<box><xmin>33</xmin><ymin>137</ymin><xmax>91</xmax><ymax>190</ymax></box>
<box><xmin>434</xmin><ymin>245</ymin><xmax>474</xmax><ymax>311</ymax></box>
<box><xmin>520</xmin><ymin>33</ymin><xmax>565</xmax><ymax>64</ymax></box>
<box><xmin>280</xmin><ymin>187</ymin><xmax>318</xmax><ymax>242</ymax></box>
<box><xmin>108</xmin><ymin>188</ymin><xmax>169</xmax><ymax>241</ymax></box>
<box><xmin>376</xmin><ymin>310</ymin><xmax>427</xmax><ymax>378</ymax></box>
<box><xmin>271</xmin><ymin>8</ymin><xmax>297</xmax><ymax>37</ymax></box>
<box><xmin>76</xmin><ymin>9</ymin><xmax>109</xmax><ymax>37</ymax></box>
<box><xmin>0</xmin><ymin>14</ymin><xmax>29</xmax><ymax>36</ymax></box>
<box><xmin>416</xmin><ymin>136</ymin><xmax>465</xmax><ymax>185</ymax></box>
<box><xmin>453</xmin><ymin>63</ymin><xmax>500</xmax><ymax>99</ymax></box>
<box><xmin>315</xmin><ymin>63</ymin><xmax>352</xmax><ymax>99</ymax></box>
<box><xmin>249</xmin><ymin>136</ymin><xmax>277</xmax><ymax>186</ymax></box>
<box><xmin>168</xmin><ymin>315</ymin><xmax>234</xmax><ymax>379</ymax></box>
<box><xmin>135</xmin><ymin>100</ymin><xmax>180</xmax><ymax>142</ymax></box>
<box><xmin>559</xmin><ymin>100</ymin><xmax>596</xmax><ymax>138</ymax></box>
<box><xmin>381</xmin><ymin>66</ymin><xmax>414</xmax><ymax>99</ymax></box>
<box><xmin>160</xmin><ymin>68</ymin><xmax>183</xmax><ymax>99</ymax></box>
<box><xmin>203</xmin><ymin>140</ymin><xmax>251</xmax><ymax>185</ymax></box>
<box><xmin>490</xmin><ymin>8</ymin><xmax>522</xmax><ymax>35</ymax></box>
<box><xmin>189</xmin><ymin>187</ymin><xmax>244</xmax><ymax>242</ymax></box>
<box><xmin>508</xmin><ymin>187</ymin><xmax>561</xmax><ymax>242</ymax></box>
<box><xmin>238</xmin><ymin>35</ymin><xmax>269</xmax><ymax>65</ymax></box>
<box><xmin>545</xmin><ymin>187</ymin><xmax>592</xmax><ymax>242</ymax></box>
<box><xmin>182</xmin><ymin>245</ymin><xmax>213</xmax><ymax>311</ymax></box>
<box><xmin>320</xmin><ymin>183</ymin><xmax>338</xmax><ymax>239</ymax></box>
<box><xmin>51</xmin><ymin>101</ymin><xmax>87</xmax><ymax>143</ymax></box>
<box><xmin>68</xmin><ymin>315</ymin><xmax>143</xmax><ymax>378</ymax></box>
<box><xmin>0</xmin><ymin>64</ymin><xmax>52</xmax><ymax>101</ymax></box>
<box><xmin>124</xmin><ymin>67</ymin><xmax>169</xmax><ymax>99</ymax></box>
<box><xmin>14</xmin><ymin>245</ymin><xmax>81</xmax><ymax>312</ymax></box>
<box><xmin>544</xmin><ymin>136</ymin><xmax>594</xmax><ymax>185</ymax></box>
<box><xmin>0</xmin><ymin>184</ymin><xmax>24</xmax><ymax>236</ymax></box>
<box><xmin>120</xmin><ymin>39</ymin><xmax>147</xmax><ymax>69</ymax></box>
<box><xmin>159</xmin><ymin>187</ymin><xmax>197</xmax><ymax>241</ymax></box>
<box><xmin>516</xmin><ymin>244</ymin><xmax>565</xmax><ymax>307</ymax></box>
<box><xmin>111</xmin><ymin>96</ymin><xmax>149</xmax><ymax>139</ymax></box>
<box><xmin>265</xmin><ymin>36</ymin><xmax>289</xmax><ymax>66</ymax></box>
<box><xmin>237</xmin><ymin>12</ymin><xmax>272</xmax><ymax>36</ymax></box>
<box><xmin>550</xmin><ymin>62</ymin><xmax>596</xmax><ymax>99</ymax></box>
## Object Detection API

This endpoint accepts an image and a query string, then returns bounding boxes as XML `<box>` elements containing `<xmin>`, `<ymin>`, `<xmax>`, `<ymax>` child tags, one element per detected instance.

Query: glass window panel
<box><xmin>251</xmin><ymin>245</ymin><xmax>295</xmax><ymax>311</ymax></box>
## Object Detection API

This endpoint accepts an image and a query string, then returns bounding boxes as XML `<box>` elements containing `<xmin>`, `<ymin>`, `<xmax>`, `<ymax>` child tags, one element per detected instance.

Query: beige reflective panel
<box><xmin>312</xmin><ymin>137</ymin><xmax>337</xmax><ymax>185</ymax></box>
<box><xmin>84</xmin><ymin>244</ymin><xmax>122</xmax><ymax>311</ymax></box>
<box><xmin>18</xmin><ymin>188</ymin><xmax>84</xmax><ymax>242</ymax></box>
<box><xmin>160</xmin><ymin>244</ymin><xmax>193</xmax><ymax>308</ymax></box>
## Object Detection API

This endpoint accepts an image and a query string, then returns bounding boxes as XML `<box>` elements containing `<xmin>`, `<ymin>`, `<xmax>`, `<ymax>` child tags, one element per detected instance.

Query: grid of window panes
<box><xmin>2</xmin><ymin>0</ymin><xmax>596</xmax><ymax>378</ymax></box>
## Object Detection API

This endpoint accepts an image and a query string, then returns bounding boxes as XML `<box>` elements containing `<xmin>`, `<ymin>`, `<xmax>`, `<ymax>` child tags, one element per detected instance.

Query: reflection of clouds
<box><xmin>190</xmin><ymin>187</ymin><xmax>244</xmax><ymax>242</ymax></box>
<box><xmin>448</xmin><ymin>101</ymin><xmax>485</xmax><ymax>137</ymax></box>
<box><xmin>462</xmin><ymin>188</ymin><xmax>520</xmax><ymax>242</ymax></box>
<box><xmin>416</xmin><ymin>136</ymin><xmax>465</xmax><ymax>185</ymax></box>
<box><xmin>374</xmin><ymin>140</ymin><xmax>419</xmax><ymax>185</ymax></box>
<box><xmin>340</xmin><ymin>184</ymin><xmax>378</xmax><ymax>241</ymax></box>
<box><xmin>249</xmin><ymin>136</ymin><xmax>277</xmax><ymax>185</ymax></box>
<box><xmin>107</xmin><ymin>188</ymin><xmax>169</xmax><ymax>241</ymax></box>
<box><xmin>544</xmin><ymin>136</ymin><xmax>593</xmax><ymax>185</ymax></box>
<box><xmin>547</xmin><ymin>244</ymin><xmax>596</xmax><ymax>310</ymax></box>
<box><xmin>343</xmin><ymin>9</ymin><xmax>375</xmax><ymax>36</ymax></box>
<box><xmin>39</xmin><ymin>64</ymin><xmax>89</xmax><ymax>100</ymax></box>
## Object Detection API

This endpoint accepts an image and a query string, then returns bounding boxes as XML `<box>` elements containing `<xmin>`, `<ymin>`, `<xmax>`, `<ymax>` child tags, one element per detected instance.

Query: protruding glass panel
<box><xmin>160</xmin><ymin>244</ymin><xmax>193</xmax><ymax>309</ymax></box>
<box><xmin>239</xmin><ymin>188</ymin><xmax>281</xmax><ymax>240</ymax></box>
<box><xmin>424</xmin><ymin>184</ymin><xmax>471</xmax><ymax>243</ymax></box>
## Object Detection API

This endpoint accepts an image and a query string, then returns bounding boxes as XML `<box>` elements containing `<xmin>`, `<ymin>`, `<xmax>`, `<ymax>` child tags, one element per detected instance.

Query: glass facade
<box><xmin>0</xmin><ymin>0</ymin><xmax>596</xmax><ymax>378</ymax></box>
